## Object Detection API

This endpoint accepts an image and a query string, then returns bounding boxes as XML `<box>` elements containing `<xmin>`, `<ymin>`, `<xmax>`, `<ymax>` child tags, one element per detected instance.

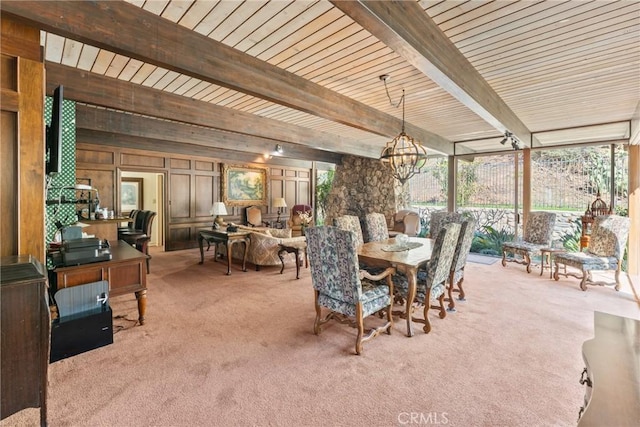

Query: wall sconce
<box><xmin>273</xmin><ymin>197</ymin><xmax>287</xmax><ymax>223</ymax></box>
<box><xmin>275</xmin><ymin>144</ymin><xmax>284</xmax><ymax>154</ymax></box>
<box><xmin>209</xmin><ymin>202</ymin><xmax>228</xmax><ymax>229</ymax></box>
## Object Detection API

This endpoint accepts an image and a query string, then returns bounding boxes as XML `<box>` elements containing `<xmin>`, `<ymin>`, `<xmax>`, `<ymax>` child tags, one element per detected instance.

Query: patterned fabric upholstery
<box><xmin>394</xmin><ymin>223</ymin><xmax>461</xmax><ymax>332</ymax></box>
<box><xmin>228</xmin><ymin>228</ymin><xmax>305</xmax><ymax>268</ymax></box>
<box><xmin>429</xmin><ymin>211</ymin><xmax>464</xmax><ymax>239</ymax></box>
<box><xmin>333</xmin><ymin>215</ymin><xmax>365</xmax><ymax>247</ymax></box>
<box><xmin>306</xmin><ymin>226</ymin><xmax>395</xmax><ymax>354</ymax></box>
<box><xmin>554</xmin><ymin>215</ymin><xmax>630</xmax><ymax>291</ymax></box>
<box><xmin>524</xmin><ymin>211</ymin><xmax>557</xmax><ymax>245</ymax></box>
<box><xmin>448</xmin><ymin>219</ymin><xmax>476</xmax><ymax>308</ymax></box>
<box><xmin>364</xmin><ymin>213</ymin><xmax>389</xmax><ymax>242</ymax></box>
<box><xmin>502</xmin><ymin>211</ymin><xmax>556</xmax><ymax>273</ymax></box>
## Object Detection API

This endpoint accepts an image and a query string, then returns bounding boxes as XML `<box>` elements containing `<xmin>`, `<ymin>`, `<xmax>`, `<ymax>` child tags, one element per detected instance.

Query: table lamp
<box><xmin>273</xmin><ymin>198</ymin><xmax>287</xmax><ymax>223</ymax></box>
<box><xmin>209</xmin><ymin>202</ymin><xmax>228</xmax><ymax>229</ymax></box>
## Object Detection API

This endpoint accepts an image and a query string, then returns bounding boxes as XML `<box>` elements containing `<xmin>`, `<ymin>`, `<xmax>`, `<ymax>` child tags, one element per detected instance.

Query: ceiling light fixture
<box><xmin>500</xmin><ymin>131</ymin><xmax>522</xmax><ymax>150</ymax></box>
<box><xmin>275</xmin><ymin>144</ymin><xmax>284</xmax><ymax>154</ymax></box>
<box><xmin>379</xmin><ymin>75</ymin><xmax>427</xmax><ymax>185</ymax></box>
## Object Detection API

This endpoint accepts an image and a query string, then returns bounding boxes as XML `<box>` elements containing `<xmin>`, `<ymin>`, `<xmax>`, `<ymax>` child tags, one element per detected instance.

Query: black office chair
<box><xmin>118</xmin><ymin>210</ymin><xmax>156</xmax><ymax>273</ymax></box>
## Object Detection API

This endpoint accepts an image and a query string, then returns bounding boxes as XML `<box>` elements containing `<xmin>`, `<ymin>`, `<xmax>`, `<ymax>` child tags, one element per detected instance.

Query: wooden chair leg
<box><xmin>355</xmin><ymin>303</ymin><xmax>364</xmax><ymax>355</ymax></box>
<box><xmin>446</xmin><ymin>271</ymin><xmax>456</xmax><ymax>312</ymax></box>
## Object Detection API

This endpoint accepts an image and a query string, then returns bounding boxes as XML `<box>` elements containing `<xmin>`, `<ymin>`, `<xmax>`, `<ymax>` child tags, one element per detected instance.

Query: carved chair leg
<box><xmin>580</xmin><ymin>270</ymin><xmax>588</xmax><ymax>291</ymax></box>
<box><xmin>421</xmin><ymin>291</ymin><xmax>432</xmax><ymax>334</ymax></box>
<box><xmin>457</xmin><ymin>276</ymin><xmax>466</xmax><ymax>301</ymax></box>
<box><xmin>355</xmin><ymin>303</ymin><xmax>364</xmax><ymax>355</ymax></box>
<box><xmin>433</xmin><ymin>293</ymin><xmax>446</xmax><ymax>319</ymax></box>
<box><xmin>313</xmin><ymin>291</ymin><xmax>322</xmax><ymax>335</ymax></box>
<box><xmin>501</xmin><ymin>249</ymin><xmax>508</xmax><ymax>267</ymax></box>
<box><xmin>615</xmin><ymin>268</ymin><xmax>622</xmax><ymax>291</ymax></box>
<box><xmin>525</xmin><ymin>253</ymin><xmax>532</xmax><ymax>273</ymax></box>
<box><xmin>446</xmin><ymin>272</ymin><xmax>456</xmax><ymax>312</ymax></box>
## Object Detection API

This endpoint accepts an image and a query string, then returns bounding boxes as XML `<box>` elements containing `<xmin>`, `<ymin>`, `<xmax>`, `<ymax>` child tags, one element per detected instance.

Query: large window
<box><xmin>531</xmin><ymin>144</ymin><xmax>628</xmax><ymax>214</ymax></box>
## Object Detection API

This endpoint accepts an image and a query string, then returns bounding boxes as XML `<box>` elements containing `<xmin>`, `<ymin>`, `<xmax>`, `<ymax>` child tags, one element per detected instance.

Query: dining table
<box><xmin>358</xmin><ymin>237</ymin><xmax>434</xmax><ymax>337</ymax></box>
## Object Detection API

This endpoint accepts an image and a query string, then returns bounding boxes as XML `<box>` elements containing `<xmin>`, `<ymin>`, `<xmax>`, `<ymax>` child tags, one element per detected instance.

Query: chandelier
<box><xmin>379</xmin><ymin>85</ymin><xmax>427</xmax><ymax>185</ymax></box>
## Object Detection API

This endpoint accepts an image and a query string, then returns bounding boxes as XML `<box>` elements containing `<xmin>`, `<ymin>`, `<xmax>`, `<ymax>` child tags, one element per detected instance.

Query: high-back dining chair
<box><xmin>501</xmin><ymin>211</ymin><xmax>556</xmax><ymax>273</ymax></box>
<box><xmin>306</xmin><ymin>226</ymin><xmax>396</xmax><ymax>355</ymax></box>
<box><xmin>364</xmin><ymin>212</ymin><xmax>389</xmax><ymax>242</ymax></box>
<box><xmin>554</xmin><ymin>215</ymin><xmax>630</xmax><ymax>291</ymax></box>
<box><xmin>333</xmin><ymin>215</ymin><xmax>365</xmax><ymax>247</ymax></box>
<box><xmin>446</xmin><ymin>219</ymin><xmax>476</xmax><ymax>311</ymax></box>
<box><xmin>429</xmin><ymin>211</ymin><xmax>464</xmax><ymax>239</ymax></box>
<box><xmin>393</xmin><ymin>223</ymin><xmax>461</xmax><ymax>333</ymax></box>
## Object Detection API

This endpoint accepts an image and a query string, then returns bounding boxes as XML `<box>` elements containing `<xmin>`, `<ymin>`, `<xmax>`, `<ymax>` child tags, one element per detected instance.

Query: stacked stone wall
<box><xmin>324</xmin><ymin>155</ymin><xmax>407</xmax><ymax>229</ymax></box>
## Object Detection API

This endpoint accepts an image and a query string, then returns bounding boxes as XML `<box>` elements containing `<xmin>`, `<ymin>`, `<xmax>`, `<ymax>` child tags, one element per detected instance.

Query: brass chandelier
<box><xmin>379</xmin><ymin>85</ymin><xmax>427</xmax><ymax>185</ymax></box>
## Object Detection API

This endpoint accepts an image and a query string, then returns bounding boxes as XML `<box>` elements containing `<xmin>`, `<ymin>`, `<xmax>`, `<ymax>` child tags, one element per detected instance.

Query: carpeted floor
<box><xmin>4</xmin><ymin>247</ymin><xmax>639</xmax><ymax>427</ymax></box>
<box><xmin>466</xmin><ymin>253</ymin><xmax>499</xmax><ymax>265</ymax></box>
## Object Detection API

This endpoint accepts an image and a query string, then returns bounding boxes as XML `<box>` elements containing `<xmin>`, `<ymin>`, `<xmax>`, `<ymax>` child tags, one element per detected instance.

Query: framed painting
<box><xmin>121</xmin><ymin>177</ymin><xmax>143</xmax><ymax>213</ymax></box>
<box><xmin>222</xmin><ymin>164</ymin><xmax>268</xmax><ymax>206</ymax></box>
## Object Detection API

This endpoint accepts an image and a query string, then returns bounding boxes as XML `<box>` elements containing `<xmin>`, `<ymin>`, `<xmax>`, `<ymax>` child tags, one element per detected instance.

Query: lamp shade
<box><xmin>273</xmin><ymin>198</ymin><xmax>287</xmax><ymax>208</ymax></box>
<box><xmin>209</xmin><ymin>202</ymin><xmax>228</xmax><ymax>216</ymax></box>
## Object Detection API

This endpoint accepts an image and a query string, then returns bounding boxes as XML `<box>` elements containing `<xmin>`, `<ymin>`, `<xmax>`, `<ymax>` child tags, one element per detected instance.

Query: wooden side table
<box><xmin>278</xmin><ymin>241</ymin><xmax>308</xmax><ymax>279</ymax></box>
<box><xmin>198</xmin><ymin>229</ymin><xmax>249</xmax><ymax>275</ymax></box>
<box><xmin>540</xmin><ymin>247</ymin><xmax>566</xmax><ymax>278</ymax></box>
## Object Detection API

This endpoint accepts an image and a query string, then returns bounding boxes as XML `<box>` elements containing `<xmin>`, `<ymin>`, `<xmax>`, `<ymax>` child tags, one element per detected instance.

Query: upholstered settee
<box><xmin>227</xmin><ymin>225</ymin><xmax>306</xmax><ymax>270</ymax></box>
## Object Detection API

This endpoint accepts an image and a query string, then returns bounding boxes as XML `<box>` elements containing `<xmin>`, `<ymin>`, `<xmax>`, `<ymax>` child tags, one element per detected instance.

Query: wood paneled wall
<box><xmin>0</xmin><ymin>16</ymin><xmax>45</xmax><ymax>260</ymax></box>
<box><xmin>76</xmin><ymin>138</ymin><xmax>313</xmax><ymax>251</ymax></box>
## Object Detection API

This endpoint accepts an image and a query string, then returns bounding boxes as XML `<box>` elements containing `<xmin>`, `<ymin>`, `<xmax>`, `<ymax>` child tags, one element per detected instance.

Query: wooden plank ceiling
<box><xmin>5</xmin><ymin>0</ymin><xmax>640</xmax><ymax>161</ymax></box>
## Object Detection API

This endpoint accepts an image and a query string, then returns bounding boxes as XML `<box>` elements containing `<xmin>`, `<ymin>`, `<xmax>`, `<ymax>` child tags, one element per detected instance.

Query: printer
<box><xmin>60</xmin><ymin>237</ymin><xmax>112</xmax><ymax>266</ymax></box>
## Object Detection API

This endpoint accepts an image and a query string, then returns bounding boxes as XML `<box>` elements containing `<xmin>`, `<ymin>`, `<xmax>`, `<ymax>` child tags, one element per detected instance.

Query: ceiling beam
<box><xmin>75</xmin><ymin>104</ymin><xmax>343</xmax><ymax>165</ymax></box>
<box><xmin>46</xmin><ymin>63</ymin><xmax>375</xmax><ymax>159</ymax></box>
<box><xmin>332</xmin><ymin>0</ymin><xmax>531</xmax><ymax>145</ymax></box>
<box><xmin>3</xmin><ymin>0</ymin><xmax>453</xmax><ymax>155</ymax></box>
<box><xmin>76</xmin><ymin>130</ymin><xmax>314</xmax><ymax>169</ymax></box>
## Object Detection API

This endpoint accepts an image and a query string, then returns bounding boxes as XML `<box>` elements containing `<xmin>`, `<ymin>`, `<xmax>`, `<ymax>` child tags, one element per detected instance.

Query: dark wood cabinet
<box><xmin>0</xmin><ymin>255</ymin><xmax>49</xmax><ymax>426</ymax></box>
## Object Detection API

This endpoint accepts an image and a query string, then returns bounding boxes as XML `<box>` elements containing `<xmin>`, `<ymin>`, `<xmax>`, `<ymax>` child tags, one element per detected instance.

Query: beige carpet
<box><xmin>5</xmin><ymin>248</ymin><xmax>639</xmax><ymax>427</ymax></box>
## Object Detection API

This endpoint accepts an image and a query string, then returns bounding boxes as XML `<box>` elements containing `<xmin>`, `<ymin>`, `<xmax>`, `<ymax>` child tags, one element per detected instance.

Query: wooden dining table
<box><xmin>358</xmin><ymin>237</ymin><xmax>434</xmax><ymax>337</ymax></box>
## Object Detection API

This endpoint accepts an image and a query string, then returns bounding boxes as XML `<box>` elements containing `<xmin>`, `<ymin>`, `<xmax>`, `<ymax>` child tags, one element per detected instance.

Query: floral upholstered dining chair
<box><xmin>333</xmin><ymin>215</ymin><xmax>365</xmax><ymax>247</ymax></box>
<box><xmin>364</xmin><ymin>212</ymin><xmax>389</xmax><ymax>242</ymax></box>
<box><xmin>501</xmin><ymin>211</ymin><xmax>556</xmax><ymax>273</ymax></box>
<box><xmin>429</xmin><ymin>211</ymin><xmax>464</xmax><ymax>239</ymax></box>
<box><xmin>553</xmin><ymin>215</ymin><xmax>630</xmax><ymax>291</ymax></box>
<box><xmin>394</xmin><ymin>223</ymin><xmax>461</xmax><ymax>333</ymax></box>
<box><xmin>445</xmin><ymin>219</ymin><xmax>476</xmax><ymax>311</ymax></box>
<box><xmin>305</xmin><ymin>226</ymin><xmax>396</xmax><ymax>355</ymax></box>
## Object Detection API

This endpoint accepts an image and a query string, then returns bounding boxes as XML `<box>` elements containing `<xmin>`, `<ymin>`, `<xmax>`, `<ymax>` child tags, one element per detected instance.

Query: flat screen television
<box><xmin>46</xmin><ymin>85</ymin><xmax>63</xmax><ymax>176</ymax></box>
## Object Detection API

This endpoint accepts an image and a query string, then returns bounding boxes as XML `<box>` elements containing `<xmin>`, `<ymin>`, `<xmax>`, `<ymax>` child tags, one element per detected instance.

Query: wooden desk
<box><xmin>578</xmin><ymin>311</ymin><xmax>640</xmax><ymax>426</ymax></box>
<box><xmin>50</xmin><ymin>242</ymin><xmax>148</xmax><ymax>324</ymax></box>
<box><xmin>198</xmin><ymin>229</ymin><xmax>249</xmax><ymax>275</ymax></box>
<box><xmin>80</xmin><ymin>218</ymin><xmax>129</xmax><ymax>242</ymax></box>
<box><xmin>358</xmin><ymin>237</ymin><xmax>434</xmax><ymax>337</ymax></box>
